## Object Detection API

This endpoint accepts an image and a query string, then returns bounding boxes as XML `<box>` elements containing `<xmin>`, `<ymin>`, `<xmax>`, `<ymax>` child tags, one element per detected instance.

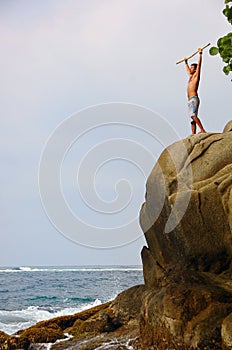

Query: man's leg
<box><xmin>191</xmin><ymin>120</ymin><xmax>196</xmax><ymax>134</ymax></box>
<box><xmin>192</xmin><ymin>116</ymin><xmax>206</xmax><ymax>133</ymax></box>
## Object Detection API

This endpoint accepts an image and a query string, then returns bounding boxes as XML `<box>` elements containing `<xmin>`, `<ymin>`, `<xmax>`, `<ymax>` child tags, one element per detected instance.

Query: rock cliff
<box><xmin>1</xmin><ymin>121</ymin><xmax>232</xmax><ymax>350</ymax></box>
<box><xmin>140</xmin><ymin>120</ymin><xmax>232</xmax><ymax>349</ymax></box>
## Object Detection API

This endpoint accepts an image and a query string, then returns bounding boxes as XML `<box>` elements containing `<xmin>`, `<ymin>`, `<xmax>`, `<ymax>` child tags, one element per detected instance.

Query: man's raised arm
<box><xmin>196</xmin><ymin>48</ymin><xmax>203</xmax><ymax>77</ymax></box>
<box><xmin>184</xmin><ymin>57</ymin><xmax>191</xmax><ymax>76</ymax></box>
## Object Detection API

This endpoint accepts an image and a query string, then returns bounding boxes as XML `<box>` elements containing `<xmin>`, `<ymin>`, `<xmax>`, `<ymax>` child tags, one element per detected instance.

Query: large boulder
<box><xmin>140</xmin><ymin>121</ymin><xmax>232</xmax><ymax>349</ymax></box>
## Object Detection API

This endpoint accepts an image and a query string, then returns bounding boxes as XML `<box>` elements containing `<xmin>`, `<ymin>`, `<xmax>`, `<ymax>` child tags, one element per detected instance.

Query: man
<box><xmin>184</xmin><ymin>48</ymin><xmax>206</xmax><ymax>134</ymax></box>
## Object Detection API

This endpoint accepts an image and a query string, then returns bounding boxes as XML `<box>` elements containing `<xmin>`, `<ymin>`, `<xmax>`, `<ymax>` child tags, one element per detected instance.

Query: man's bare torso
<box><xmin>187</xmin><ymin>73</ymin><xmax>200</xmax><ymax>99</ymax></box>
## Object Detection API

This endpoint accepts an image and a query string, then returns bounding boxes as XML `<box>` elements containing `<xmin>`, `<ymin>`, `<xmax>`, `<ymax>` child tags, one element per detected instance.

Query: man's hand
<box><xmin>198</xmin><ymin>48</ymin><xmax>203</xmax><ymax>54</ymax></box>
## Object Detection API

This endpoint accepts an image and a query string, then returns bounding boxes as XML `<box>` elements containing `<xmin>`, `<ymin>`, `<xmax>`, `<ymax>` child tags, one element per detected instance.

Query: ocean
<box><xmin>0</xmin><ymin>266</ymin><xmax>144</xmax><ymax>336</ymax></box>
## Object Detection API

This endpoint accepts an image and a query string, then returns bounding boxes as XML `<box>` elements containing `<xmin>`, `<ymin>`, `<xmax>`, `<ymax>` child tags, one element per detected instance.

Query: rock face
<box><xmin>139</xmin><ymin>122</ymin><xmax>232</xmax><ymax>349</ymax></box>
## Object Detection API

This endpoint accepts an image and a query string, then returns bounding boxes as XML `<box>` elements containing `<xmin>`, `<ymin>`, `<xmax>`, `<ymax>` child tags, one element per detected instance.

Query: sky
<box><xmin>0</xmin><ymin>0</ymin><xmax>231</xmax><ymax>267</ymax></box>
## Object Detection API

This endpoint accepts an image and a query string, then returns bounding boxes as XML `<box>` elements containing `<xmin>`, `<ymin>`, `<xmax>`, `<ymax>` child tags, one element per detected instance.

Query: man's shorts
<box><xmin>188</xmin><ymin>96</ymin><xmax>200</xmax><ymax>119</ymax></box>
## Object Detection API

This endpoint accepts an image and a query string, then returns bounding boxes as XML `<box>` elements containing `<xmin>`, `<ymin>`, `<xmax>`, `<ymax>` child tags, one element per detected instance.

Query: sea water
<box><xmin>0</xmin><ymin>266</ymin><xmax>144</xmax><ymax>335</ymax></box>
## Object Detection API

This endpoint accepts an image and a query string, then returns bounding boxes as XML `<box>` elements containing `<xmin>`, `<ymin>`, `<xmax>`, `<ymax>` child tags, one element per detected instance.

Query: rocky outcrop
<box><xmin>139</xmin><ymin>122</ymin><xmax>232</xmax><ymax>349</ymax></box>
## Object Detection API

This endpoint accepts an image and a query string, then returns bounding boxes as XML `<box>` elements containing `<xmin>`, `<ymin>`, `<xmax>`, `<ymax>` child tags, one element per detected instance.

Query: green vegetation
<box><xmin>209</xmin><ymin>0</ymin><xmax>232</xmax><ymax>76</ymax></box>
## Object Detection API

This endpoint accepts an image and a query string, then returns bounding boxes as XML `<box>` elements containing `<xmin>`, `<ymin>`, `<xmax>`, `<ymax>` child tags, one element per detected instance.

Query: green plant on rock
<box><xmin>209</xmin><ymin>0</ymin><xmax>232</xmax><ymax>76</ymax></box>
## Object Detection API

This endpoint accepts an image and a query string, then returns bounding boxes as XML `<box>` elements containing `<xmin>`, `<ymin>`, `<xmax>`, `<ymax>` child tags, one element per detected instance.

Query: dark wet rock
<box><xmin>140</xmin><ymin>270</ymin><xmax>232</xmax><ymax>349</ymax></box>
<box><xmin>110</xmin><ymin>285</ymin><xmax>146</xmax><ymax>322</ymax></box>
<box><xmin>7</xmin><ymin>323</ymin><xmax>65</xmax><ymax>350</ymax></box>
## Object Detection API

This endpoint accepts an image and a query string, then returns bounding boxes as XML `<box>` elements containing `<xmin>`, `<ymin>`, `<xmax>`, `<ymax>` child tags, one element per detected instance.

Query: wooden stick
<box><xmin>176</xmin><ymin>43</ymin><xmax>211</xmax><ymax>65</ymax></box>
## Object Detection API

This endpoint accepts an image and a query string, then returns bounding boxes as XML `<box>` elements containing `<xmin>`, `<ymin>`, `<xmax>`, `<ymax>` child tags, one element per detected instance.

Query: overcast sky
<box><xmin>1</xmin><ymin>0</ymin><xmax>231</xmax><ymax>267</ymax></box>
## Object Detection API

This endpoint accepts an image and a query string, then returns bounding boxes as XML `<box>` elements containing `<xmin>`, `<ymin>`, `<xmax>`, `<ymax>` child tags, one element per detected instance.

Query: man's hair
<box><xmin>191</xmin><ymin>63</ymin><xmax>198</xmax><ymax>69</ymax></box>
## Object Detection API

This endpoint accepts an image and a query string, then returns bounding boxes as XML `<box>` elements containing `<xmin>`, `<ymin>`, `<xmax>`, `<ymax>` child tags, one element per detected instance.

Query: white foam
<box><xmin>0</xmin><ymin>266</ymin><xmax>142</xmax><ymax>273</ymax></box>
<box><xmin>94</xmin><ymin>338</ymin><xmax>136</xmax><ymax>350</ymax></box>
<box><xmin>34</xmin><ymin>333</ymin><xmax>74</xmax><ymax>350</ymax></box>
<box><xmin>0</xmin><ymin>299</ymin><xmax>102</xmax><ymax>335</ymax></box>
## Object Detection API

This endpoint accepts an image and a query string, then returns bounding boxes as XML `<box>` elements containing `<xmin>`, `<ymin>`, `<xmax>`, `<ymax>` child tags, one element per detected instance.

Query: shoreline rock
<box><xmin>2</xmin><ymin>285</ymin><xmax>145</xmax><ymax>350</ymax></box>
